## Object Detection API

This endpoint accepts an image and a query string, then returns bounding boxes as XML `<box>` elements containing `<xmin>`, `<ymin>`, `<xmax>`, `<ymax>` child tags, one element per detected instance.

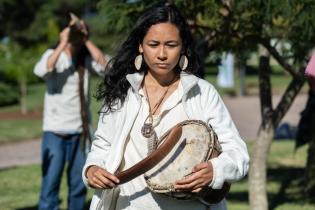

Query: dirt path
<box><xmin>0</xmin><ymin>110</ymin><xmax>42</xmax><ymax>120</ymax></box>
<box><xmin>0</xmin><ymin>139</ymin><xmax>40</xmax><ymax>169</ymax></box>
<box><xmin>224</xmin><ymin>94</ymin><xmax>307</xmax><ymax>140</ymax></box>
<box><xmin>0</xmin><ymin>93</ymin><xmax>308</xmax><ymax>169</ymax></box>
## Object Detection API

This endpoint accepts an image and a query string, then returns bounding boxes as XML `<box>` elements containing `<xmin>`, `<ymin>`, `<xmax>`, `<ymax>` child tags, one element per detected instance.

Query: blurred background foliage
<box><xmin>2</xmin><ymin>0</ymin><xmax>315</xmax><ymax>108</ymax></box>
<box><xmin>98</xmin><ymin>0</ymin><xmax>315</xmax><ymax>64</ymax></box>
<box><xmin>0</xmin><ymin>0</ymin><xmax>110</xmax><ymax>108</ymax></box>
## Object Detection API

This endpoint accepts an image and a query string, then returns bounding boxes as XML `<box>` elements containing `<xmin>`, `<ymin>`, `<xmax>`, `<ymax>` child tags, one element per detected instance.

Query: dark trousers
<box><xmin>38</xmin><ymin>132</ymin><xmax>87</xmax><ymax>210</ymax></box>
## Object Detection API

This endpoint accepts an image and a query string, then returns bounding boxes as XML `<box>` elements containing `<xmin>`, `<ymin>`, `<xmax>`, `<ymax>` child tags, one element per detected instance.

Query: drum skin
<box><xmin>144</xmin><ymin>120</ymin><xmax>230</xmax><ymax>204</ymax></box>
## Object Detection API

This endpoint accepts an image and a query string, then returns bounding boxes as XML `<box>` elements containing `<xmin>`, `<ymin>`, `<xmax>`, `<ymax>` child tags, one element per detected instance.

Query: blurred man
<box><xmin>34</xmin><ymin>14</ymin><xmax>108</xmax><ymax>210</ymax></box>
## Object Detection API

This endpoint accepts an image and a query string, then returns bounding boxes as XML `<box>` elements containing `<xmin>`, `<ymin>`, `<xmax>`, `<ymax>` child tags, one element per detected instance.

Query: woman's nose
<box><xmin>157</xmin><ymin>46</ymin><xmax>167</xmax><ymax>61</ymax></box>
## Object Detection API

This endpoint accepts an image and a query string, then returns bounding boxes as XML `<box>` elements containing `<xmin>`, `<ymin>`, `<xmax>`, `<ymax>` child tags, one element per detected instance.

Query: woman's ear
<box><xmin>181</xmin><ymin>47</ymin><xmax>185</xmax><ymax>54</ymax></box>
<box><xmin>139</xmin><ymin>44</ymin><xmax>143</xmax><ymax>53</ymax></box>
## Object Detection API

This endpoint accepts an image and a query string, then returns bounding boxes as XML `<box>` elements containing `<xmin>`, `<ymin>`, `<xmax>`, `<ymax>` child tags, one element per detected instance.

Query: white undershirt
<box><xmin>115</xmin><ymin>82</ymin><xmax>207</xmax><ymax>210</ymax></box>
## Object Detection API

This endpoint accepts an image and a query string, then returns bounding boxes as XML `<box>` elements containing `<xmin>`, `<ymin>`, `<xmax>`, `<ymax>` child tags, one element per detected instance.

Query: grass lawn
<box><xmin>0</xmin><ymin>164</ymin><xmax>93</xmax><ymax>210</ymax></box>
<box><xmin>0</xmin><ymin>140</ymin><xmax>314</xmax><ymax>210</ymax></box>
<box><xmin>0</xmin><ymin>119</ymin><xmax>42</xmax><ymax>143</ymax></box>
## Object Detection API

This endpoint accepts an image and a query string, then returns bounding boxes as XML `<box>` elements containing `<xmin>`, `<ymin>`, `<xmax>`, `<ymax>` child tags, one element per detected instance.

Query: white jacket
<box><xmin>83</xmin><ymin>71</ymin><xmax>250</xmax><ymax>210</ymax></box>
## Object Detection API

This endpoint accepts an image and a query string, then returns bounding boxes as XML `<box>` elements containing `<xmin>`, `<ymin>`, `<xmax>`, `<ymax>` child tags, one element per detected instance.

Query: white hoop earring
<box><xmin>134</xmin><ymin>54</ymin><xmax>143</xmax><ymax>71</ymax></box>
<box><xmin>179</xmin><ymin>55</ymin><xmax>188</xmax><ymax>70</ymax></box>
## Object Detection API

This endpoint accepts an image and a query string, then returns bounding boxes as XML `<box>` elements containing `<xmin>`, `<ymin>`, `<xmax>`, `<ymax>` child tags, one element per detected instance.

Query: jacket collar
<box><xmin>126</xmin><ymin>71</ymin><xmax>144</xmax><ymax>93</ymax></box>
<box><xmin>126</xmin><ymin>71</ymin><xmax>199</xmax><ymax>99</ymax></box>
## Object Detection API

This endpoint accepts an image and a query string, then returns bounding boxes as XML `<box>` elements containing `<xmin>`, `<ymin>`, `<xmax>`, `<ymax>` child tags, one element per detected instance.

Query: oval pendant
<box><xmin>141</xmin><ymin>123</ymin><xmax>153</xmax><ymax>138</ymax></box>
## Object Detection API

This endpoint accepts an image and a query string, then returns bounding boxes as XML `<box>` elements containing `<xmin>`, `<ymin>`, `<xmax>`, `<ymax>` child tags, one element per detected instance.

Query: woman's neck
<box><xmin>145</xmin><ymin>71</ymin><xmax>178</xmax><ymax>88</ymax></box>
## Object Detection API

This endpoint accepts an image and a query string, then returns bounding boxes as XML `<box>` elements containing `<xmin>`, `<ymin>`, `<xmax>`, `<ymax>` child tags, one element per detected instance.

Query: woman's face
<box><xmin>140</xmin><ymin>22</ymin><xmax>182</xmax><ymax>77</ymax></box>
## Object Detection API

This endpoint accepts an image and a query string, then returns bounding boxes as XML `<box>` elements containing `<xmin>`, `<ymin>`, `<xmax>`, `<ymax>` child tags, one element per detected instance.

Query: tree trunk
<box><xmin>249</xmin><ymin>124</ymin><xmax>274</xmax><ymax>210</ymax></box>
<box><xmin>249</xmin><ymin>49</ymin><xmax>273</xmax><ymax>210</ymax></box>
<box><xmin>234</xmin><ymin>54</ymin><xmax>246</xmax><ymax>96</ymax></box>
<box><xmin>20</xmin><ymin>79</ymin><xmax>27</xmax><ymax>115</ymax></box>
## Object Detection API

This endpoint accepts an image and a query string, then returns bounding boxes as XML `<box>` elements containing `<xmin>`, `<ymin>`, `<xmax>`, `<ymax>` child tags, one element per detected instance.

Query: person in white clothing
<box><xmin>34</xmin><ymin>15</ymin><xmax>108</xmax><ymax>210</ymax></box>
<box><xmin>83</xmin><ymin>3</ymin><xmax>249</xmax><ymax>210</ymax></box>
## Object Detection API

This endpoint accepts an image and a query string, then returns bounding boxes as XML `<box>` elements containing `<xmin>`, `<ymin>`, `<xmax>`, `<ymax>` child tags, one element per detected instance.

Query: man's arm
<box><xmin>79</xmin><ymin>20</ymin><xmax>108</xmax><ymax>69</ymax></box>
<box><xmin>85</xmin><ymin>40</ymin><xmax>108</xmax><ymax>67</ymax></box>
<box><xmin>46</xmin><ymin>27</ymin><xmax>69</xmax><ymax>71</ymax></box>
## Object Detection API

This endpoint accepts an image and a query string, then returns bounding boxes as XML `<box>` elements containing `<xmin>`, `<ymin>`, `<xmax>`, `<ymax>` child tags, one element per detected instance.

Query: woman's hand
<box><xmin>86</xmin><ymin>165</ymin><xmax>120</xmax><ymax>189</ymax></box>
<box><xmin>174</xmin><ymin>161</ymin><xmax>213</xmax><ymax>193</ymax></box>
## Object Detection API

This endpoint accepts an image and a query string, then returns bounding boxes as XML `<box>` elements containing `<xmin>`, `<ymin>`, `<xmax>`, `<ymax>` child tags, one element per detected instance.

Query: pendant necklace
<box><xmin>141</xmin><ymin>76</ymin><xmax>176</xmax><ymax>138</ymax></box>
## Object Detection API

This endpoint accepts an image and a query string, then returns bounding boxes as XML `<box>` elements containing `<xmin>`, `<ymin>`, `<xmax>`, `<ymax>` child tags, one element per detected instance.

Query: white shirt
<box><xmin>116</xmin><ymin>82</ymin><xmax>207</xmax><ymax>210</ymax></box>
<box><xmin>33</xmin><ymin>49</ymin><xmax>105</xmax><ymax>133</ymax></box>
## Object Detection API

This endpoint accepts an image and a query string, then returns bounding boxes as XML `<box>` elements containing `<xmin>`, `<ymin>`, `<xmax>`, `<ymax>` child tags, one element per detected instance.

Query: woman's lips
<box><xmin>156</xmin><ymin>63</ymin><xmax>169</xmax><ymax>68</ymax></box>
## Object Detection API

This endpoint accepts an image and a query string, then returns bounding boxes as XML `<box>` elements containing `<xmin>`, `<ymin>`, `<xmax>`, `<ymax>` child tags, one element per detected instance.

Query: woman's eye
<box><xmin>167</xmin><ymin>44</ymin><xmax>178</xmax><ymax>48</ymax></box>
<box><xmin>148</xmin><ymin>43</ymin><xmax>159</xmax><ymax>47</ymax></box>
<box><xmin>166</xmin><ymin>42</ymin><xmax>180</xmax><ymax>48</ymax></box>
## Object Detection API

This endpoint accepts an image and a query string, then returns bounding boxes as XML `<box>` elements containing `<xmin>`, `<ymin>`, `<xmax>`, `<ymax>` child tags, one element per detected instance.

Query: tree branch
<box><xmin>259</xmin><ymin>38</ymin><xmax>298</xmax><ymax>77</ymax></box>
<box><xmin>272</xmin><ymin>67</ymin><xmax>306</xmax><ymax>126</ymax></box>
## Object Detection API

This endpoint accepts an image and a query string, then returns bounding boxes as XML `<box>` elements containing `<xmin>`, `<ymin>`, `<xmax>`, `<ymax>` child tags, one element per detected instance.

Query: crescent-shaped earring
<box><xmin>179</xmin><ymin>54</ymin><xmax>188</xmax><ymax>70</ymax></box>
<box><xmin>134</xmin><ymin>54</ymin><xmax>143</xmax><ymax>71</ymax></box>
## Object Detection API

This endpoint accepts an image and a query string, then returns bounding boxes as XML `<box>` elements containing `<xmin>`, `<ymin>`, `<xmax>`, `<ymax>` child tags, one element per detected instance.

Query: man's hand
<box><xmin>174</xmin><ymin>162</ymin><xmax>213</xmax><ymax>193</ymax></box>
<box><xmin>79</xmin><ymin>20</ymin><xmax>89</xmax><ymax>38</ymax></box>
<box><xmin>86</xmin><ymin>165</ymin><xmax>120</xmax><ymax>189</ymax></box>
<box><xmin>59</xmin><ymin>27</ymin><xmax>70</xmax><ymax>47</ymax></box>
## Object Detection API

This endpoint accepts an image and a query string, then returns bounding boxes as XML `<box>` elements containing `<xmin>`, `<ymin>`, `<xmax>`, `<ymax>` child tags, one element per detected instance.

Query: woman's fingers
<box><xmin>192</xmin><ymin>162</ymin><xmax>210</xmax><ymax>173</ymax></box>
<box><xmin>102</xmin><ymin>170</ymin><xmax>120</xmax><ymax>184</ymax></box>
<box><xmin>86</xmin><ymin>165</ymin><xmax>120</xmax><ymax>189</ymax></box>
<box><xmin>97</xmin><ymin>170</ymin><xmax>119</xmax><ymax>188</ymax></box>
<box><xmin>174</xmin><ymin>161</ymin><xmax>213</xmax><ymax>192</ymax></box>
<box><xmin>88</xmin><ymin>176</ymin><xmax>107</xmax><ymax>189</ymax></box>
<box><xmin>90</xmin><ymin>171</ymin><xmax>114</xmax><ymax>188</ymax></box>
<box><xmin>176</xmin><ymin>172</ymin><xmax>199</xmax><ymax>185</ymax></box>
<box><xmin>175</xmin><ymin>176</ymin><xmax>202</xmax><ymax>191</ymax></box>
<box><xmin>191</xmin><ymin>187</ymin><xmax>203</xmax><ymax>193</ymax></box>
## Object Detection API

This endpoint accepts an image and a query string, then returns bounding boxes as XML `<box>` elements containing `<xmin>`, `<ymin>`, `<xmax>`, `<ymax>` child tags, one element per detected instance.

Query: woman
<box><xmin>82</xmin><ymin>4</ymin><xmax>249</xmax><ymax>210</ymax></box>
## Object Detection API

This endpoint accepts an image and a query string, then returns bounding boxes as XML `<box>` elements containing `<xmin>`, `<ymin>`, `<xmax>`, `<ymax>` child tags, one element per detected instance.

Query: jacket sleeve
<box><xmin>82</xmin><ymin>111</ymin><xmax>114</xmax><ymax>187</ymax></box>
<box><xmin>33</xmin><ymin>49</ymin><xmax>54</xmax><ymax>78</ymax></box>
<box><xmin>203</xmin><ymin>84</ymin><xmax>250</xmax><ymax>189</ymax></box>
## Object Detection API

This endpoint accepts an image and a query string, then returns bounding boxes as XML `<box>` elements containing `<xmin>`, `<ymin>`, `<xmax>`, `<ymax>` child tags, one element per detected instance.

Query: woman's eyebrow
<box><xmin>146</xmin><ymin>40</ymin><xmax>181</xmax><ymax>44</ymax></box>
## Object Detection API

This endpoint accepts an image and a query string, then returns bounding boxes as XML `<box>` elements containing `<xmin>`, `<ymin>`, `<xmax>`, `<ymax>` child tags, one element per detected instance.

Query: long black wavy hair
<box><xmin>97</xmin><ymin>3</ymin><xmax>200</xmax><ymax>113</ymax></box>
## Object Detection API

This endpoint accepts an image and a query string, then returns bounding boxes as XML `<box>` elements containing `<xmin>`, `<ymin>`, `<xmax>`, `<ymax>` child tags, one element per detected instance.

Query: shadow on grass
<box><xmin>15</xmin><ymin>199</ymin><xmax>92</xmax><ymax>210</ymax></box>
<box><xmin>268</xmin><ymin>167</ymin><xmax>315</xmax><ymax>210</ymax></box>
<box><xmin>16</xmin><ymin>207</ymin><xmax>37</xmax><ymax>210</ymax></box>
<box><xmin>225</xmin><ymin>167</ymin><xmax>315</xmax><ymax>209</ymax></box>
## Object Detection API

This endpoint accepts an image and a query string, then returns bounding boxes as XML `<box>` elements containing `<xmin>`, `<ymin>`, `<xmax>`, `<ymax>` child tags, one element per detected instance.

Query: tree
<box><xmin>0</xmin><ymin>0</ymin><xmax>101</xmax><ymax>45</ymax></box>
<box><xmin>0</xmin><ymin>0</ymin><xmax>104</xmax><ymax>112</ymax></box>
